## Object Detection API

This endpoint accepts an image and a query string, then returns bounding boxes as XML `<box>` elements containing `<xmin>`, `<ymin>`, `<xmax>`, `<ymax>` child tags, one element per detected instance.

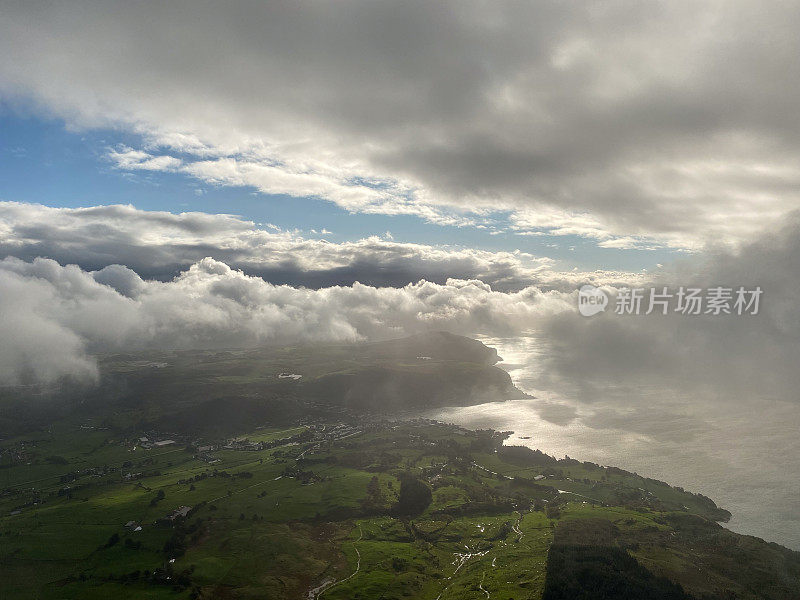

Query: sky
<box><xmin>0</xmin><ymin>109</ymin><xmax>675</xmax><ymax>275</ymax></box>
<box><xmin>1</xmin><ymin>0</ymin><xmax>800</xmax><ymax>405</ymax></box>
<box><xmin>4</xmin><ymin>2</ymin><xmax>800</xmax><ymax>263</ymax></box>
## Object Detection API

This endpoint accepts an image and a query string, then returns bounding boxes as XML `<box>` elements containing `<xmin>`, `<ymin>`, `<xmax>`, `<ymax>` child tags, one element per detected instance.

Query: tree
<box><xmin>150</xmin><ymin>489</ymin><xmax>165</xmax><ymax>506</ymax></box>
<box><xmin>392</xmin><ymin>557</ymin><xmax>408</xmax><ymax>572</ymax></box>
<box><xmin>545</xmin><ymin>504</ymin><xmax>561</xmax><ymax>520</ymax></box>
<box><xmin>361</xmin><ymin>476</ymin><xmax>386</xmax><ymax>513</ymax></box>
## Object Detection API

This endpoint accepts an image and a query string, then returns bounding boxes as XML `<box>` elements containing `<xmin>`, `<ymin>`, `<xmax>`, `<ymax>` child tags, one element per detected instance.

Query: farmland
<box><xmin>3</xmin><ymin>419</ymin><xmax>798</xmax><ymax>599</ymax></box>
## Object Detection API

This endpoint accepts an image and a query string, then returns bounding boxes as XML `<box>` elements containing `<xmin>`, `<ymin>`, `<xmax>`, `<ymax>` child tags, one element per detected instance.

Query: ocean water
<box><xmin>424</xmin><ymin>335</ymin><xmax>800</xmax><ymax>550</ymax></box>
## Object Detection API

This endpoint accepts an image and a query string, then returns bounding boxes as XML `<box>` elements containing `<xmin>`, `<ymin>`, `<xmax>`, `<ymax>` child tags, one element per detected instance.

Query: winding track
<box><xmin>315</xmin><ymin>524</ymin><xmax>363</xmax><ymax>599</ymax></box>
<box><xmin>478</xmin><ymin>571</ymin><xmax>491</xmax><ymax>598</ymax></box>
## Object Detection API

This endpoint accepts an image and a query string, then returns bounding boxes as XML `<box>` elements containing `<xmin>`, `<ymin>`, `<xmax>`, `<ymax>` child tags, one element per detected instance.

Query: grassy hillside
<box><xmin>2</xmin><ymin>420</ymin><xmax>798</xmax><ymax>599</ymax></box>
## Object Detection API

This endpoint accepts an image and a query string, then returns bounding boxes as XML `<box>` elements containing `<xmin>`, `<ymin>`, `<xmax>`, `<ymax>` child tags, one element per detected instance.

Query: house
<box><xmin>153</xmin><ymin>439</ymin><xmax>176</xmax><ymax>447</ymax></box>
<box><xmin>125</xmin><ymin>520</ymin><xmax>138</xmax><ymax>529</ymax></box>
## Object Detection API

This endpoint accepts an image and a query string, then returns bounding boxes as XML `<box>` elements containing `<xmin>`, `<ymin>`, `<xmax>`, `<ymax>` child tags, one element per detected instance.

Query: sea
<box><xmin>423</xmin><ymin>334</ymin><xmax>800</xmax><ymax>550</ymax></box>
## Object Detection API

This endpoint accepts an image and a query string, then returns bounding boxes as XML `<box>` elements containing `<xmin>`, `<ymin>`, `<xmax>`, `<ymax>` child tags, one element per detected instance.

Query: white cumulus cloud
<box><xmin>0</xmin><ymin>255</ymin><xmax>572</xmax><ymax>385</ymax></box>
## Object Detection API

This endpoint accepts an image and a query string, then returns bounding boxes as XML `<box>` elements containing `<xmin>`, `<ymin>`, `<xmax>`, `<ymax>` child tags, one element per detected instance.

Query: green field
<box><xmin>3</xmin><ymin>419</ymin><xmax>799</xmax><ymax>599</ymax></box>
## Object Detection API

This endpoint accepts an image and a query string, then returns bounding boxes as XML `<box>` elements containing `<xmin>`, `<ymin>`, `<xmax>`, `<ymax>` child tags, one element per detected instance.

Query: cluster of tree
<box><xmin>361</xmin><ymin>476</ymin><xmax>389</xmax><ymax>513</ymax></box>
<box><xmin>178</xmin><ymin>474</ymin><xmax>205</xmax><ymax>485</ymax></box>
<box><xmin>468</xmin><ymin>429</ymin><xmax>509</xmax><ymax>453</ymax></box>
<box><xmin>281</xmin><ymin>465</ymin><xmax>323</xmax><ymax>484</ymax></box>
<box><xmin>337</xmin><ymin>449</ymin><xmax>400</xmax><ymax>470</ymax></box>
<box><xmin>163</xmin><ymin>518</ymin><xmax>205</xmax><ymax>559</ymax></box>
<box><xmin>499</xmin><ymin>445</ymin><xmax>558</xmax><ymax>466</ymax></box>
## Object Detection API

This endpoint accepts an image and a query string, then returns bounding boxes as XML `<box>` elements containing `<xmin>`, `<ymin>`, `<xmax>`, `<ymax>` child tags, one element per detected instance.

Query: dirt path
<box><xmin>478</xmin><ymin>571</ymin><xmax>491</xmax><ymax>598</ymax></box>
<box><xmin>511</xmin><ymin>512</ymin><xmax>524</xmax><ymax>542</ymax></box>
<box><xmin>314</xmin><ymin>524</ymin><xmax>363</xmax><ymax>599</ymax></box>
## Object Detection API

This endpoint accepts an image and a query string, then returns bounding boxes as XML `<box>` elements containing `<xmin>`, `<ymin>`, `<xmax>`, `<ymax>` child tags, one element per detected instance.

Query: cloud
<box><xmin>3</xmin><ymin>2</ymin><xmax>800</xmax><ymax>247</ymax></box>
<box><xmin>535</xmin><ymin>211</ymin><xmax>800</xmax><ymax>405</ymax></box>
<box><xmin>0</xmin><ymin>256</ymin><xmax>572</xmax><ymax>385</ymax></box>
<box><xmin>3</xmin><ymin>2</ymin><xmax>799</xmax><ymax>406</ymax></box>
<box><xmin>2</xmin><ymin>206</ymin><xmax>799</xmax><ymax>405</ymax></box>
<box><xmin>0</xmin><ymin>202</ymin><xmax>642</xmax><ymax>291</ymax></box>
<box><xmin>0</xmin><ymin>266</ymin><xmax>99</xmax><ymax>385</ymax></box>
<box><xmin>107</xmin><ymin>147</ymin><xmax>182</xmax><ymax>171</ymax></box>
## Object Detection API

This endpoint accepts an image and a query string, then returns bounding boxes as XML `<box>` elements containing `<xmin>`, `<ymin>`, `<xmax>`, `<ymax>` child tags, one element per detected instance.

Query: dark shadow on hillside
<box><xmin>542</xmin><ymin>519</ymin><xmax>694</xmax><ymax>600</ymax></box>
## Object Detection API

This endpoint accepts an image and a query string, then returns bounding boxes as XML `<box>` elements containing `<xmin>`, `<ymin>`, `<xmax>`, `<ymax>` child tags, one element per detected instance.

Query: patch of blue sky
<box><xmin>0</xmin><ymin>111</ymin><xmax>679</xmax><ymax>273</ymax></box>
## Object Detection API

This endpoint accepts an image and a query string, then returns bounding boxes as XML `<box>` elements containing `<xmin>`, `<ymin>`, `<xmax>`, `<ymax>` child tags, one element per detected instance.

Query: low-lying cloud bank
<box><xmin>3</xmin><ymin>206</ymin><xmax>799</xmax><ymax>409</ymax></box>
<box><xmin>0</xmin><ymin>202</ymin><xmax>639</xmax><ymax>291</ymax></box>
<box><xmin>0</xmin><ymin>256</ymin><xmax>570</xmax><ymax>385</ymax></box>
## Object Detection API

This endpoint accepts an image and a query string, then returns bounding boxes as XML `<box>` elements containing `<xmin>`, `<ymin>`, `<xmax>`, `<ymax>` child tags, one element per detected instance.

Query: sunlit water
<box><xmin>423</xmin><ymin>334</ymin><xmax>800</xmax><ymax>550</ymax></box>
